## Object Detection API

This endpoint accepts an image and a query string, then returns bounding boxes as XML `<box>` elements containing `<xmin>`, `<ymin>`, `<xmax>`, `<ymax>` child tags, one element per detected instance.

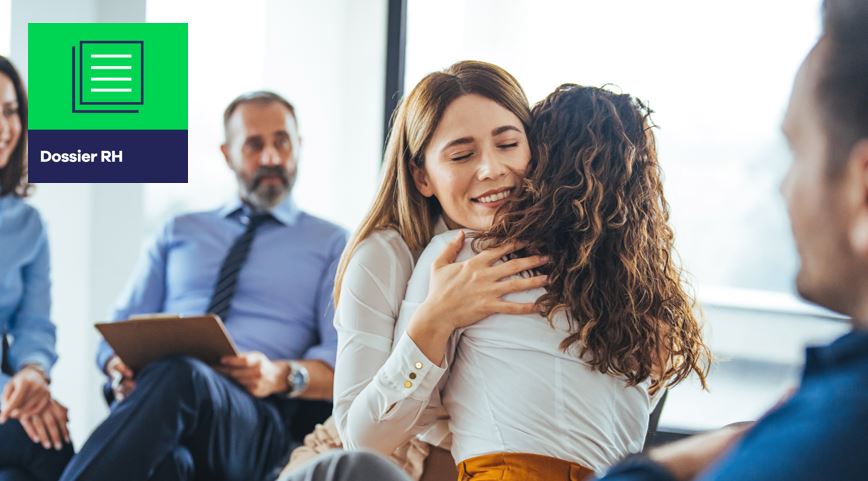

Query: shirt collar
<box><xmin>805</xmin><ymin>328</ymin><xmax>868</xmax><ymax>372</ymax></box>
<box><xmin>218</xmin><ymin>195</ymin><xmax>301</xmax><ymax>226</ymax></box>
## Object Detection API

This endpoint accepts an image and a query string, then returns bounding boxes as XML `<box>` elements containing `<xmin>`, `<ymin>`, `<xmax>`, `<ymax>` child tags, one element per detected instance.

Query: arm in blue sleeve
<box><xmin>687</xmin><ymin>387</ymin><xmax>868</xmax><ymax>481</ymax></box>
<box><xmin>595</xmin><ymin>457</ymin><xmax>680</xmax><ymax>481</ymax></box>
<box><xmin>601</xmin><ymin>381</ymin><xmax>868</xmax><ymax>481</ymax></box>
<box><xmin>302</xmin><ymin>229</ymin><xmax>348</xmax><ymax>369</ymax></box>
<box><xmin>8</xmin><ymin>219</ymin><xmax>57</xmax><ymax>375</ymax></box>
<box><xmin>95</xmin><ymin>218</ymin><xmax>173</xmax><ymax>372</ymax></box>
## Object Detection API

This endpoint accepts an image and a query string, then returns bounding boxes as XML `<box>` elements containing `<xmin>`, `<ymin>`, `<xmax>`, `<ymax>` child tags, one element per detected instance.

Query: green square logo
<box><xmin>28</xmin><ymin>23</ymin><xmax>188</xmax><ymax>182</ymax></box>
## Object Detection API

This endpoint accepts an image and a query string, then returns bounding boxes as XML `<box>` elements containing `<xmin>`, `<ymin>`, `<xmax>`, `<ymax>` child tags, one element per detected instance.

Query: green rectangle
<box><xmin>28</xmin><ymin>23</ymin><xmax>187</xmax><ymax>130</ymax></box>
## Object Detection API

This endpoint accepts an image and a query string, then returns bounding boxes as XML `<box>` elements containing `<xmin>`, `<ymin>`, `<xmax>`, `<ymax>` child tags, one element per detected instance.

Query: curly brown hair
<box><xmin>474</xmin><ymin>84</ymin><xmax>710</xmax><ymax>390</ymax></box>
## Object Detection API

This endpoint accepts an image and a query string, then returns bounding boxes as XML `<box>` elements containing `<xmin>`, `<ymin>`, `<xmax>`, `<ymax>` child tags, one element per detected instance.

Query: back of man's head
<box><xmin>818</xmin><ymin>0</ymin><xmax>868</xmax><ymax>170</ymax></box>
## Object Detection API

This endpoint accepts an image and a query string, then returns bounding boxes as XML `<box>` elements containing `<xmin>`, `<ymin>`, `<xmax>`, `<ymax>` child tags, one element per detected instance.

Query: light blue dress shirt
<box><xmin>96</xmin><ymin>195</ymin><xmax>348</xmax><ymax>372</ymax></box>
<box><xmin>0</xmin><ymin>195</ymin><xmax>58</xmax><ymax>393</ymax></box>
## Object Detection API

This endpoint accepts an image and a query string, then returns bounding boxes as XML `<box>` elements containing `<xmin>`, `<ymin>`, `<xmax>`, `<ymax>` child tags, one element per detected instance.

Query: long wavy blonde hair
<box><xmin>333</xmin><ymin>60</ymin><xmax>530</xmax><ymax>304</ymax></box>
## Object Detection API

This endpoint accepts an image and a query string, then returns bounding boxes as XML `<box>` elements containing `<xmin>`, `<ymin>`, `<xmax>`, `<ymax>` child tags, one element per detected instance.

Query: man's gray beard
<box><xmin>246</xmin><ymin>183</ymin><xmax>288</xmax><ymax>211</ymax></box>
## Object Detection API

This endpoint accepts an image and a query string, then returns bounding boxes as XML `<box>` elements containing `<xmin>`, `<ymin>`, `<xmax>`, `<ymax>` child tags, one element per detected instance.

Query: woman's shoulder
<box><xmin>419</xmin><ymin>229</ymin><xmax>474</xmax><ymax>264</ymax></box>
<box><xmin>0</xmin><ymin>196</ymin><xmax>46</xmax><ymax>238</ymax></box>
<box><xmin>354</xmin><ymin>227</ymin><xmax>412</xmax><ymax>262</ymax></box>
<box><xmin>345</xmin><ymin>227</ymin><xmax>415</xmax><ymax>284</ymax></box>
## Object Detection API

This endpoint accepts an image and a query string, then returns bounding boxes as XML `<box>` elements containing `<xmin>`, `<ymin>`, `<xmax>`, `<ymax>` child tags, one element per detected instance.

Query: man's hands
<box><xmin>0</xmin><ymin>365</ymin><xmax>51</xmax><ymax>422</ymax></box>
<box><xmin>216</xmin><ymin>352</ymin><xmax>289</xmax><ymax>398</ymax></box>
<box><xmin>0</xmin><ymin>367</ymin><xmax>70</xmax><ymax>450</ymax></box>
<box><xmin>107</xmin><ymin>352</ymin><xmax>316</xmax><ymax>400</ymax></box>
<box><xmin>105</xmin><ymin>356</ymin><xmax>136</xmax><ymax>402</ymax></box>
<box><xmin>649</xmin><ymin>422</ymin><xmax>753</xmax><ymax>481</ymax></box>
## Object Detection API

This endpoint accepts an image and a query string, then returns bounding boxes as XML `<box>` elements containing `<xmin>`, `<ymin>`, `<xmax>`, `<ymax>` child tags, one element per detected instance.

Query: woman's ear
<box><xmin>410</xmin><ymin>162</ymin><xmax>435</xmax><ymax>198</ymax></box>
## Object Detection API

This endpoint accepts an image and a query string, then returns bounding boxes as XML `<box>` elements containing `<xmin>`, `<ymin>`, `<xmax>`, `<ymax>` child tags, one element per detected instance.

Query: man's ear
<box><xmin>220</xmin><ymin>143</ymin><xmax>233</xmax><ymax>170</ymax></box>
<box><xmin>410</xmin><ymin>162</ymin><xmax>435</xmax><ymax>198</ymax></box>
<box><xmin>848</xmin><ymin>139</ymin><xmax>868</xmax><ymax>258</ymax></box>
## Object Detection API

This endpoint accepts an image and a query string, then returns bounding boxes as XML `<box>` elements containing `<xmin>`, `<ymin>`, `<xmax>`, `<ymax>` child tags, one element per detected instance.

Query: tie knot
<box><xmin>244</xmin><ymin>212</ymin><xmax>273</xmax><ymax>230</ymax></box>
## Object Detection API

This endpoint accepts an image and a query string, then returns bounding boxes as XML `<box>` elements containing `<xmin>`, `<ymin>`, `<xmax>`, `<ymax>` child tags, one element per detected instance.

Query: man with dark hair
<box><xmin>60</xmin><ymin>91</ymin><xmax>348</xmax><ymax>481</ymax></box>
<box><xmin>280</xmin><ymin>0</ymin><xmax>868</xmax><ymax>480</ymax></box>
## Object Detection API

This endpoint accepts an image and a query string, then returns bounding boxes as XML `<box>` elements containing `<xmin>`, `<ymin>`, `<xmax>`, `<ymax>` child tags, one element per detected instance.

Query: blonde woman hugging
<box><xmin>395</xmin><ymin>84</ymin><xmax>711</xmax><ymax>480</ymax></box>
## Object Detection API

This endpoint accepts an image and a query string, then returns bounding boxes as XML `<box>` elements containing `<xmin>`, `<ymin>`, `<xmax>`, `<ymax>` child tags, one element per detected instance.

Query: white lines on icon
<box><xmin>90</xmin><ymin>88</ymin><xmax>133</xmax><ymax>92</ymax></box>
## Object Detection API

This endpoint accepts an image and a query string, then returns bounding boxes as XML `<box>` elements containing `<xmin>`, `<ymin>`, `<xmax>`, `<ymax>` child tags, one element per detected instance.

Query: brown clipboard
<box><xmin>95</xmin><ymin>314</ymin><xmax>240</xmax><ymax>371</ymax></box>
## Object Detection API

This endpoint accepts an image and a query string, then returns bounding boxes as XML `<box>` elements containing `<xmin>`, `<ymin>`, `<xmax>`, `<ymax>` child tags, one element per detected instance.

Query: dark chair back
<box><xmin>1</xmin><ymin>333</ymin><xmax>12</xmax><ymax>375</ymax></box>
<box><xmin>643</xmin><ymin>389</ymin><xmax>668</xmax><ymax>451</ymax></box>
<box><xmin>290</xmin><ymin>400</ymin><xmax>333</xmax><ymax>443</ymax></box>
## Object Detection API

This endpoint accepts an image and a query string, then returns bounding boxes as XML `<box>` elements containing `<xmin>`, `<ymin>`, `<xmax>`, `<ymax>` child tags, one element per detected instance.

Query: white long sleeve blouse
<box><xmin>401</xmin><ymin>230</ymin><xmax>663</xmax><ymax>473</ymax></box>
<box><xmin>332</xmin><ymin>221</ymin><xmax>453</xmax><ymax>455</ymax></box>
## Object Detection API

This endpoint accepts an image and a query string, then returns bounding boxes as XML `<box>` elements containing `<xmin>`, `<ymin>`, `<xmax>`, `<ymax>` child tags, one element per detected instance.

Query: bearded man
<box><xmin>61</xmin><ymin>91</ymin><xmax>347</xmax><ymax>481</ymax></box>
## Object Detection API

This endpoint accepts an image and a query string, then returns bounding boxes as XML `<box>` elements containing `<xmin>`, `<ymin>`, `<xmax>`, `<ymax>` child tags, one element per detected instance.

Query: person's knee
<box><xmin>137</xmin><ymin>356</ymin><xmax>215</xmax><ymax>404</ymax></box>
<box><xmin>143</xmin><ymin>356</ymin><xmax>211</xmax><ymax>386</ymax></box>
<box><xmin>280</xmin><ymin>451</ymin><xmax>408</xmax><ymax>481</ymax></box>
<box><xmin>334</xmin><ymin>451</ymin><xmax>408</xmax><ymax>481</ymax></box>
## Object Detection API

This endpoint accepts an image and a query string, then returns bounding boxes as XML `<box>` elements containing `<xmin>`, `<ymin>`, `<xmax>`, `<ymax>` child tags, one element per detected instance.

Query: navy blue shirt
<box><xmin>598</xmin><ymin>328</ymin><xmax>868</xmax><ymax>481</ymax></box>
<box><xmin>97</xmin><ymin>195</ymin><xmax>348</xmax><ymax>371</ymax></box>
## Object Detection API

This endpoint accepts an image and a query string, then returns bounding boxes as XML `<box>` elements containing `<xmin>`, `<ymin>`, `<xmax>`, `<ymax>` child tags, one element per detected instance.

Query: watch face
<box><xmin>288</xmin><ymin>362</ymin><xmax>309</xmax><ymax>396</ymax></box>
<box><xmin>292</xmin><ymin>369</ymin><xmax>305</xmax><ymax>387</ymax></box>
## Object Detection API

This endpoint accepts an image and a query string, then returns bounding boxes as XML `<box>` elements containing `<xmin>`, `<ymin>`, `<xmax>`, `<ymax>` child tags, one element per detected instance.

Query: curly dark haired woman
<box><xmin>395</xmin><ymin>84</ymin><xmax>711</xmax><ymax>481</ymax></box>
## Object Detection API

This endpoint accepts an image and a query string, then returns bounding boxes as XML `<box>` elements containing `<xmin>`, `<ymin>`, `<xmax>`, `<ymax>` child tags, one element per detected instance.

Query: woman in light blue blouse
<box><xmin>0</xmin><ymin>55</ymin><xmax>73</xmax><ymax>481</ymax></box>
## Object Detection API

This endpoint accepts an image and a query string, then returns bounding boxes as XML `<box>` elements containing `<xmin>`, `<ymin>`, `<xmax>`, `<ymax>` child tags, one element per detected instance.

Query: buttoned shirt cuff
<box><xmin>596</xmin><ymin>455</ymin><xmax>679</xmax><ymax>481</ymax></box>
<box><xmin>375</xmin><ymin>334</ymin><xmax>447</xmax><ymax>402</ymax></box>
<box><xmin>15</xmin><ymin>353</ymin><xmax>54</xmax><ymax>379</ymax></box>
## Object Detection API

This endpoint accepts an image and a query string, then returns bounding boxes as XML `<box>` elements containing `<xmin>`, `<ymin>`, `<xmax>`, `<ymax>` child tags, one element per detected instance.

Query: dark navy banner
<box><xmin>28</xmin><ymin>130</ymin><xmax>188</xmax><ymax>183</ymax></box>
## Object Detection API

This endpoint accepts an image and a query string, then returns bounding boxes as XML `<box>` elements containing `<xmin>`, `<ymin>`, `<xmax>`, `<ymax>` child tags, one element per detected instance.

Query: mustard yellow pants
<box><xmin>457</xmin><ymin>452</ymin><xmax>594</xmax><ymax>481</ymax></box>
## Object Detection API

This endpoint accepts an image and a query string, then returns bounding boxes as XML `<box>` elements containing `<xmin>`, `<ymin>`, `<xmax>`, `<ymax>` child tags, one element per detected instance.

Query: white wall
<box><xmin>144</xmin><ymin>0</ymin><xmax>386</xmax><ymax>231</ymax></box>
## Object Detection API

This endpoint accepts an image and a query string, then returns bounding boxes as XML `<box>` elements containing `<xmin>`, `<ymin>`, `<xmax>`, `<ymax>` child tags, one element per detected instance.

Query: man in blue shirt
<box><xmin>60</xmin><ymin>91</ymin><xmax>348</xmax><ymax>481</ymax></box>
<box><xmin>595</xmin><ymin>0</ymin><xmax>868</xmax><ymax>479</ymax></box>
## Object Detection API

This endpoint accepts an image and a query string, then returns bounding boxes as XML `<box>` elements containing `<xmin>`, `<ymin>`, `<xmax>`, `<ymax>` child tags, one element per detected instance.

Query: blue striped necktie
<box><xmin>207</xmin><ymin>212</ymin><xmax>273</xmax><ymax>321</ymax></box>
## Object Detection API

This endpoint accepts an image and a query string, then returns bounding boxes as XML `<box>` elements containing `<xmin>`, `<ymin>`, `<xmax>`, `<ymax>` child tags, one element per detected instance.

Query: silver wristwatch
<box><xmin>286</xmin><ymin>361</ymin><xmax>310</xmax><ymax>398</ymax></box>
<box><xmin>22</xmin><ymin>363</ymin><xmax>51</xmax><ymax>384</ymax></box>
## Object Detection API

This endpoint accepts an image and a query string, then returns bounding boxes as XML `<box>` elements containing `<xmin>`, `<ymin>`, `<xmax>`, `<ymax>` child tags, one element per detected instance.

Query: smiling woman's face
<box><xmin>0</xmin><ymin>72</ymin><xmax>22</xmax><ymax>170</ymax></box>
<box><xmin>414</xmin><ymin>93</ymin><xmax>531</xmax><ymax>231</ymax></box>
